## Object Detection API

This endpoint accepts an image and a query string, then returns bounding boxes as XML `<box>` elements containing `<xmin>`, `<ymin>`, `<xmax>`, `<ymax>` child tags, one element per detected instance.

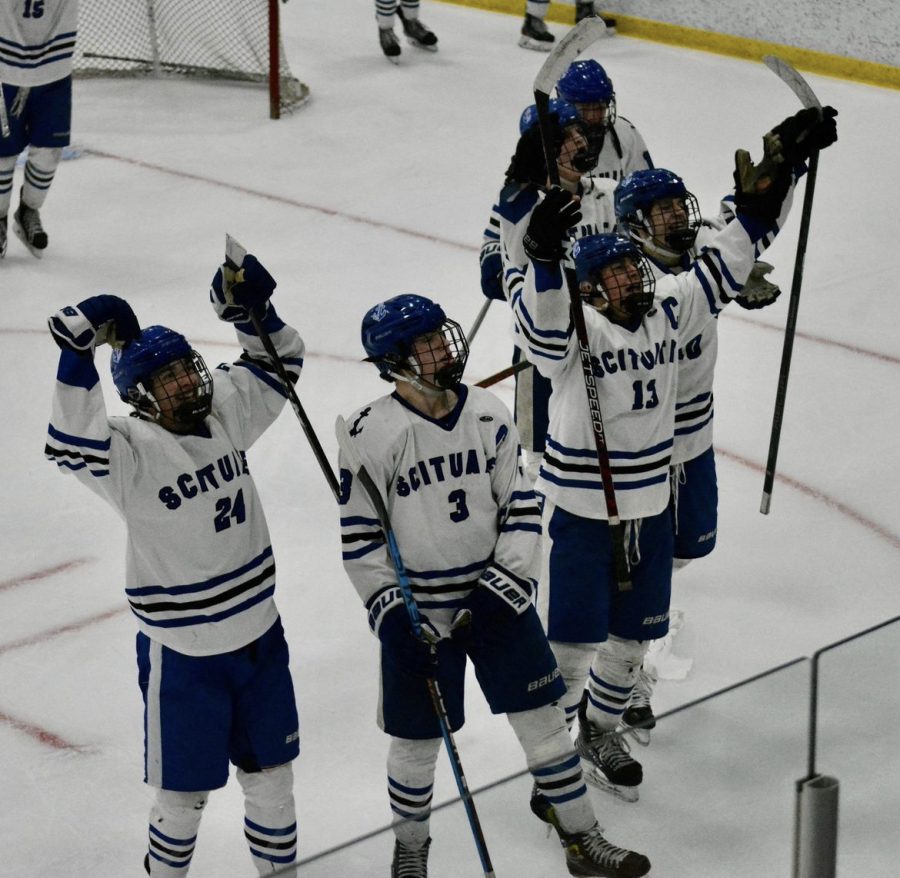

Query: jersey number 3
<box><xmin>448</xmin><ymin>489</ymin><xmax>469</xmax><ymax>523</ymax></box>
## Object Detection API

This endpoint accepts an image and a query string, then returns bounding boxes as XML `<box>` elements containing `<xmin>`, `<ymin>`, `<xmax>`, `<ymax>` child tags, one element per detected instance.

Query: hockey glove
<box><xmin>506</xmin><ymin>117</ymin><xmax>561</xmax><ymax>187</ymax></box>
<box><xmin>732</xmin><ymin>135</ymin><xmax>792</xmax><ymax>223</ymax></box>
<box><xmin>735</xmin><ymin>261</ymin><xmax>781</xmax><ymax>310</ymax></box>
<box><xmin>377</xmin><ymin>604</ymin><xmax>439</xmax><ymax>679</ymax></box>
<box><xmin>523</xmin><ymin>187</ymin><xmax>582</xmax><ymax>264</ymax></box>
<box><xmin>480</xmin><ymin>242</ymin><xmax>506</xmax><ymax>301</ymax></box>
<box><xmin>210</xmin><ymin>254</ymin><xmax>276</xmax><ymax>323</ymax></box>
<box><xmin>770</xmin><ymin>106</ymin><xmax>838</xmax><ymax>165</ymax></box>
<box><xmin>48</xmin><ymin>295</ymin><xmax>140</xmax><ymax>356</ymax></box>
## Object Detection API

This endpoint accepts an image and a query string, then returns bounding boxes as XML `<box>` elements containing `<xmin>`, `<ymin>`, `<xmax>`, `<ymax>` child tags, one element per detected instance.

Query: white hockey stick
<box><xmin>224</xmin><ymin>234</ymin><xmax>341</xmax><ymax>501</ymax></box>
<box><xmin>335</xmin><ymin>415</ymin><xmax>496</xmax><ymax>878</ymax></box>
<box><xmin>758</xmin><ymin>57</ymin><xmax>824</xmax><ymax>514</ymax></box>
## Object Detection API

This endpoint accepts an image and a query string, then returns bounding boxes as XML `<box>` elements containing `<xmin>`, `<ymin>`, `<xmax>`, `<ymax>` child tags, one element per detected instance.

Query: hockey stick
<box><xmin>467</xmin><ymin>299</ymin><xmax>492</xmax><ymax>347</ymax></box>
<box><xmin>224</xmin><ymin>234</ymin><xmax>341</xmax><ymax>502</ymax></box>
<box><xmin>759</xmin><ymin>56</ymin><xmax>823</xmax><ymax>515</ymax></box>
<box><xmin>0</xmin><ymin>82</ymin><xmax>10</xmax><ymax>138</ymax></box>
<box><xmin>533</xmin><ymin>17</ymin><xmax>631</xmax><ymax>590</ymax></box>
<box><xmin>475</xmin><ymin>358</ymin><xmax>531</xmax><ymax>389</ymax></box>
<box><xmin>335</xmin><ymin>416</ymin><xmax>496</xmax><ymax>878</ymax></box>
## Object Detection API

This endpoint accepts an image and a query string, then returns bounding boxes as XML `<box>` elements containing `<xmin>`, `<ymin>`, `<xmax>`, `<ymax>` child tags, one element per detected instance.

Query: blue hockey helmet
<box><xmin>614</xmin><ymin>168</ymin><xmax>701</xmax><ymax>254</ymax></box>
<box><xmin>361</xmin><ymin>294</ymin><xmax>469</xmax><ymax>390</ymax></box>
<box><xmin>518</xmin><ymin>98</ymin><xmax>580</xmax><ymax>135</ymax></box>
<box><xmin>556</xmin><ymin>60</ymin><xmax>617</xmax><ymax>128</ymax></box>
<box><xmin>110</xmin><ymin>325</ymin><xmax>213</xmax><ymax>430</ymax></box>
<box><xmin>572</xmin><ymin>234</ymin><xmax>656</xmax><ymax>322</ymax></box>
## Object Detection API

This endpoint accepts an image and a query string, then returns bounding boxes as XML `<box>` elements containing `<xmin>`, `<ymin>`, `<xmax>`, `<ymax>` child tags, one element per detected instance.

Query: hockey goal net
<box><xmin>73</xmin><ymin>0</ymin><xmax>309</xmax><ymax>118</ymax></box>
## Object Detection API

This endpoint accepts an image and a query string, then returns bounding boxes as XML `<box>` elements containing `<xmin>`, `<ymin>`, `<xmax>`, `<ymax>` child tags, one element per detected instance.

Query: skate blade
<box><xmin>518</xmin><ymin>35</ymin><xmax>553</xmax><ymax>52</ymax></box>
<box><xmin>13</xmin><ymin>224</ymin><xmax>44</xmax><ymax>259</ymax></box>
<box><xmin>581</xmin><ymin>763</ymin><xmax>640</xmax><ymax>803</ymax></box>
<box><xmin>621</xmin><ymin>725</ymin><xmax>652</xmax><ymax>747</ymax></box>
<box><xmin>383</xmin><ymin>54</ymin><xmax>401</xmax><ymax>65</ymax></box>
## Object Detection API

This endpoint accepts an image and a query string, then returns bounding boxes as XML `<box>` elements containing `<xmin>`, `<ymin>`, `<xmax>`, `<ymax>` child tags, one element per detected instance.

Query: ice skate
<box><xmin>396</xmin><ymin>6</ymin><xmax>438</xmax><ymax>50</ymax></box>
<box><xmin>519</xmin><ymin>14</ymin><xmax>554</xmax><ymax>51</ymax></box>
<box><xmin>620</xmin><ymin>666</ymin><xmax>656</xmax><ymax>747</ymax></box>
<box><xmin>561</xmin><ymin>822</ymin><xmax>651</xmax><ymax>877</ymax></box>
<box><xmin>379</xmin><ymin>26</ymin><xmax>402</xmax><ymax>62</ymax></box>
<box><xmin>391</xmin><ymin>837</ymin><xmax>430</xmax><ymax>878</ymax></box>
<box><xmin>576</xmin><ymin>700</ymin><xmax>642</xmax><ymax>803</ymax></box>
<box><xmin>0</xmin><ymin>216</ymin><xmax>7</xmax><ymax>259</ymax></box>
<box><xmin>13</xmin><ymin>194</ymin><xmax>48</xmax><ymax>258</ymax></box>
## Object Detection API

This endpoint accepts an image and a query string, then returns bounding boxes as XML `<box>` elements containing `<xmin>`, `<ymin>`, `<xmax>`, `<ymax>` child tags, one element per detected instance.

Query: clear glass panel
<box><xmin>815</xmin><ymin>617</ymin><xmax>900</xmax><ymax>876</ymax></box>
<box><xmin>294</xmin><ymin>659</ymin><xmax>811</xmax><ymax>877</ymax></box>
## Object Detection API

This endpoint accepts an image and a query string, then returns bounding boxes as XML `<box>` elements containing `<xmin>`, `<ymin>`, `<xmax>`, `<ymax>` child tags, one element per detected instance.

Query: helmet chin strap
<box><xmin>636</xmin><ymin>227</ymin><xmax>681</xmax><ymax>267</ymax></box>
<box><xmin>392</xmin><ymin>369</ymin><xmax>446</xmax><ymax>397</ymax></box>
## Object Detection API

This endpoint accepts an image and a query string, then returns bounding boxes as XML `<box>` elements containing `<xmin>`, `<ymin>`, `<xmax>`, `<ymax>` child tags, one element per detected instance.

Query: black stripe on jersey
<box><xmin>699</xmin><ymin>250</ymin><xmax>725</xmax><ymax>297</ymax></box>
<box><xmin>410</xmin><ymin>581</ymin><xmax>478</xmax><ymax>596</ymax></box>
<box><xmin>44</xmin><ymin>444</ymin><xmax>109</xmax><ymax>466</ymax></box>
<box><xmin>674</xmin><ymin>397</ymin><xmax>712</xmax><ymax>422</ymax></box>
<box><xmin>544</xmin><ymin>450</ymin><xmax>670</xmax><ymax>476</ymax></box>
<box><xmin>342</xmin><ymin>529</ymin><xmax>383</xmax><ymax>546</ymax></box>
<box><xmin>130</xmin><ymin>563</ymin><xmax>275</xmax><ymax>613</ymax></box>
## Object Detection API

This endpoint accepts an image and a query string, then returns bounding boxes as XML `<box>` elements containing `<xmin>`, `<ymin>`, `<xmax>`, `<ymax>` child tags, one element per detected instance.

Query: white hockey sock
<box><xmin>0</xmin><ymin>155</ymin><xmax>16</xmax><ymax>217</ymax></box>
<box><xmin>387</xmin><ymin>736</ymin><xmax>441</xmax><ymax>848</ymax></box>
<box><xmin>21</xmin><ymin>146</ymin><xmax>61</xmax><ymax>210</ymax></box>
<box><xmin>146</xmin><ymin>788</ymin><xmax>207</xmax><ymax>876</ymax></box>
<box><xmin>399</xmin><ymin>0</ymin><xmax>420</xmax><ymax>18</ymax></box>
<box><xmin>584</xmin><ymin>636</ymin><xmax>649</xmax><ymax>729</ymax></box>
<box><xmin>550</xmin><ymin>641</ymin><xmax>597</xmax><ymax>730</ymax></box>
<box><xmin>526</xmin><ymin>0</ymin><xmax>549</xmax><ymax>18</ymax></box>
<box><xmin>508</xmin><ymin>704</ymin><xmax>594</xmax><ymax>834</ymax></box>
<box><xmin>375</xmin><ymin>0</ymin><xmax>397</xmax><ymax>28</ymax></box>
<box><xmin>237</xmin><ymin>764</ymin><xmax>297</xmax><ymax>875</ymax></box>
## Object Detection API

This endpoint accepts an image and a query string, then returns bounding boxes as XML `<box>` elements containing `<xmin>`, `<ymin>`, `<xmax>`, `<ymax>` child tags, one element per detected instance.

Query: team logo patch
<box><xmin>371</xmin><ymin>303</ymin><xmax>389</xmax><ymax>322</ymax></box>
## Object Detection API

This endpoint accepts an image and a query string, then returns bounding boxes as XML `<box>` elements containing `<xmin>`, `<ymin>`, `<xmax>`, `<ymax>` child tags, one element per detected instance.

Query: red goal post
<box><xmin>74</xmin><ymin>0</ymin><xmax>310</xmax><ymax>119</ymax></box>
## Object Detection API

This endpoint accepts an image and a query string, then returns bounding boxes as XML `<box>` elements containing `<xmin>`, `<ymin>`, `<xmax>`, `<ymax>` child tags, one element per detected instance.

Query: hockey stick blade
<box><xmin>225</xmin><ymin>232</ymin><xmax>246</xmax><ymax>270</ymax></box>
<box><xmin>533</xmin><ymin>17</ymin><xmax>607</xmax><ymax>97</ymax></box>
<box><xmin>762</xmin><ymin>56</ymin><xmax>822</xmax><ymax>110</ymax></box>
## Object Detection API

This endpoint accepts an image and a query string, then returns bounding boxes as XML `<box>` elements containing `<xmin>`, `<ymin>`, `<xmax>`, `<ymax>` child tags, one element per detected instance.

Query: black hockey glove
<box><xmin>506</xmin><ymin>116</ymin><xmax>560</xmax><ymax>186</ymax></box>
<box><xmin>735</xmin><ymin>261</ymin><xmax>781</xmax><ymax>310</ymax></box>
<box><xmin>377</xmin><ymin>604</ymin><xmax>438</xmax><ymax>679</ymax></box>
<box><xmin>210</xmin><ymin>254</ymin><xmax>276</xmax><ymax>323</ymax></box>
<box><xmin>523</xmin><ymin>187</ymin><xmax>583</xmax><ymax>264</ymax></box>
<box><xmin>770</xmin><ymin>106</ymin><xmax>838</xmax><ymax>165</ymax></box>
<box><xmin>48</xmin><ymin>294</ymin><xmax>140</xmax><ymax>356</ymax></box>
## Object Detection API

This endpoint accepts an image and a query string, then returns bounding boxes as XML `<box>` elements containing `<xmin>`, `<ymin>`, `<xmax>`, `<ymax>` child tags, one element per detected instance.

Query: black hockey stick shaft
<box><xmin>249</xmin><ymin>311</ymin><xmax>342</xmax><ymax>501</ymax></box>
<box><xmin>533</xmin><ymin>22</ymin><xmax>631</xmax><ymax>589</ymax></box>
<box><xmin>467</xmin><ymin>299</ymin><xmax>492</xmax><ymax>347</ymax></box>
<box><xmin>224</xmin><ymin>234</ymin><xmax>341</xmax><ymax>502</ymax></box>
<box><xmin>335</xmin><ymin>417</ymin><xmax>496</xmax><ymax>878</ymax></box>
<box><xmin>759</xmin><ymin>56</ymin><xmax>823</xmax><ymax>514</ymax></box>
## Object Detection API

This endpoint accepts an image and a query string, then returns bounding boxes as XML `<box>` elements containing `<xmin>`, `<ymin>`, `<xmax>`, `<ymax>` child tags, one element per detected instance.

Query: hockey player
<box><xmin>506</xmin><ymin>107</ymin><xmax>838</xmax><ymax>802</ymax></box>
<box><xmin>612</xmin><ymin>167</ymin><xmax>787</xmax><ymax>740</ymax></box>
<box><xmin>555</xmin><ymin>60</ymin><xmax>653</xmax><ymax>184</ymax></box>
<box><xmin>0</xmin><ymin>0</ymin><xmax>79</xmax><ymax>258</ymax></box>
<box><xmin>44</xmin><ymin>253</ymin><xmax>304</xmax><ymax>876</ymax></box>
<box><xmin>338</xmin><ymin>294</ymin><xmax>651</xmax><ymax>878</ymax></box>
<box><xmin>375</xmin><ymin>0</ymin><xmax>437</xmax><ymax>61</ymax></box>
<box><xmin>519</xmin><ymin>2</ymin><xmax>616</xmax><ymax>52</ymax></box>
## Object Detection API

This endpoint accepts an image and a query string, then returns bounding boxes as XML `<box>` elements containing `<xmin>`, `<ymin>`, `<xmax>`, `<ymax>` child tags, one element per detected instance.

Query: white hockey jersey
<box><xmin>45</xmin><ymin>316</ymin><xmax>304</xmax><ymax>656</ymax></box>
<box><xmin>509</xmin><ymin>182</ymin><xmax>797</xmax><ymax>521</ymax></box>
<box><xmin>338</xmin><ymin>386</ymin><xmax>542</xmax><ymax>639</ymax></box>
<box><xmin>0</xmin><ymin>0</ymin><xmax>78</xmax><ymax>86</ymax></box>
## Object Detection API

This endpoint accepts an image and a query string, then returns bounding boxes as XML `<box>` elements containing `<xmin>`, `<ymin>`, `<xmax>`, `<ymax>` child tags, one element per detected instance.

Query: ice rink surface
<box><xmin>1</xmin><ymin>1</ymin><xmax>899</xmax><ymax>875</ymax></box>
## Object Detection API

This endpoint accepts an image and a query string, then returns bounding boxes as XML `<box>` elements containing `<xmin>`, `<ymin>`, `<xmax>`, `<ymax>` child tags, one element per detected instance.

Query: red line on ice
<box><xmin>0</xmin><ymin>710</ymin><xmax>89</xmax><ymax>752</ymax></box>
<box><xmin>0</xmin><ymin>558</ymin><xmax>93</xmax><ymax>593</ymax></box>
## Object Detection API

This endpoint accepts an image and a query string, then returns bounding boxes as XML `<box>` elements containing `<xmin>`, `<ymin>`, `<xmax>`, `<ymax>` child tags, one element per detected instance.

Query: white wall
<box><xmin>602</xmin><ymin>0</ymin><xmax>900</xmax><ymax>67</ymax></box>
